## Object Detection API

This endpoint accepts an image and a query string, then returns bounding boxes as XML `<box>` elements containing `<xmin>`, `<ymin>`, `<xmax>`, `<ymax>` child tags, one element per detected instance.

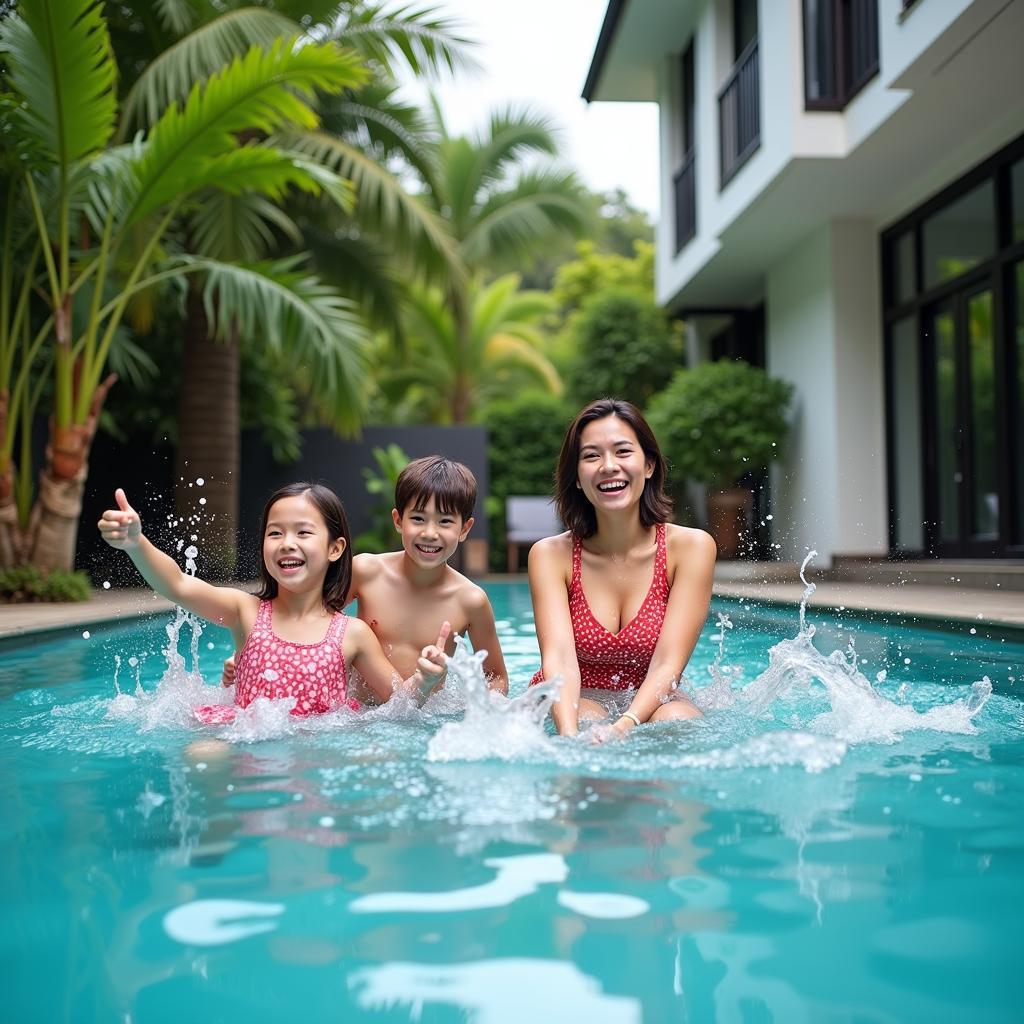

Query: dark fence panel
<box><xmin>74</xmin><ymin>425</ymin><xmax>488</xmax><ymax>583</ymax></box>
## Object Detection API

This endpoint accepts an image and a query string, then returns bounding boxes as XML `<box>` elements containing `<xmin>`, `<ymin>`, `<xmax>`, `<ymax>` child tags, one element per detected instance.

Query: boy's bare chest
<box><xmin>358</xmin><ymin>579</ymin><xmax>467</xmax><ymax>650</ymax></box>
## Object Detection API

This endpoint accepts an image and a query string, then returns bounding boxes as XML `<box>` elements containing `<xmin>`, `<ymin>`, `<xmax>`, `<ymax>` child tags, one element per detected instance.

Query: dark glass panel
<box><xmin>891</xmin><ymin>316</ymin><xmax>923</xmax><ymax>550</ymax></box>
<box><xmin>967</xmin><ymin>291</ymin><xmax>997</xmax><ymax>539</ymax></box>
<box><xmin>922</xmin><ymin>181</ymin><xmax>995</xmax><ymax>289</ymax></box>
<box><xmin>934</xmin><ymin>306</ymin><xmax>959</xmax><ymax>542</ymax></box>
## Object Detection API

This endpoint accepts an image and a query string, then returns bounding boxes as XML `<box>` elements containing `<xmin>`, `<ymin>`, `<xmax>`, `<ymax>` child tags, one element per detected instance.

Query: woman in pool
<box><xmin>528</xmin><ymin>398</ymin><xmax>716</xmax><ymax>741</ymax></box>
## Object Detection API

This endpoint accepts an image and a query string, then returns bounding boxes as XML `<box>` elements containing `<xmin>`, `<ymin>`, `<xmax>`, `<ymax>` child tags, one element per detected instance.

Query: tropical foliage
<box><xmin>566</xmin><ymin>288</ymin><xmax>679</xmax><ymax>409</ymax></box>
<box><xmin>0</xmin><ymin>0</ymin><xmax>372</xmax><ymax>571</ymax></box>
<box><xmin>376</xmin><ymin>274</ymin><xmax>559</xmax><ymax>424</ymax></box>
<box><xmin>647</xmin><ymin>360</ymin><xmax>794</xmax><ymax>491</ymax></box>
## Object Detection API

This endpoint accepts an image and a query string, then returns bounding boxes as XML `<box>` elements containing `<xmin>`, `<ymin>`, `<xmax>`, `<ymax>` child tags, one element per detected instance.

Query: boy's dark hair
<box><xmin>555</xmin><ymin>397</ymin><xmax>673</xmax><ymax>538</ymax></box>
<box><xmin>256</xmin><ymin>482</ymin><xmax>352</xmax><ymax>612</ymax></box>
<box><xmin>394</xmin><ymin>456</ymin><xmax>477</xmax><ymax>522</ymax></box>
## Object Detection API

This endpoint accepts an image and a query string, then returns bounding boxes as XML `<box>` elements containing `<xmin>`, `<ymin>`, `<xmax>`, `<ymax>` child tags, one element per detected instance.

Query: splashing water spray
<box><xmin>426</xmin><ymin>636</ymin><xmax>562</xmax><ymax>762</ymax></box>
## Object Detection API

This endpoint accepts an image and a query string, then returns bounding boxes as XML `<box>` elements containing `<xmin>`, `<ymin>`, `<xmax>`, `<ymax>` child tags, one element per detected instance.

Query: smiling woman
<box><xmin>527</xmin><ymin>398</ymin><xmax>717</xmax><ymax>740</ymax></box>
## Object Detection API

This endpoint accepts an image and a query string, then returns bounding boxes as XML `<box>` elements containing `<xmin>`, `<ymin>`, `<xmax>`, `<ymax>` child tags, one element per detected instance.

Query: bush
<box><xmin>353</xmin><ymin>444</ymin><xmax>410</xmax><ymax>554</ymax></box>
<box><xmin>482</xmin><ymin>392</ymin><xmax>572</xmax><ymax>569</ymax></box>
<box><xmin>647</xmin><ymin>360</ymin><xmax>794</xmax><ymax>491</ymax></box>
<box><xmin>0</xmin><ymin>566</ymin><xmax>92</xmax><ymax>603</ymax></box>
<box><xmin>567</xmin><ymin>288</ymin><xmax>679</xmax><ymax>408</ymax></box>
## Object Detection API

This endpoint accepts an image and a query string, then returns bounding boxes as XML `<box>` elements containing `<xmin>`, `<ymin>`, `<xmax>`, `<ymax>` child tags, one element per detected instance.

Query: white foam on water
<box><xmin>348</xmin><ymin>958</ymin><xmax>641</xmax><ymax>1023</ymax></box>
<box><xmin>671</xmin><ymin>731</ymin><xmax>847</xmax><ymax>773</ymax></box>
<box><xmin>163</xmin><ymin>899</ymin><xmax>284</xmax><ymax>947</ymax></box>
<box><xmin>350</xmin><ymin>853</ymin><xmax>567</xmax><ymax>913</ymax></box>
<box><xmin>556</xmin><ymin>890</ymin><xmax>649</xmax><ymax>919</ymax></box>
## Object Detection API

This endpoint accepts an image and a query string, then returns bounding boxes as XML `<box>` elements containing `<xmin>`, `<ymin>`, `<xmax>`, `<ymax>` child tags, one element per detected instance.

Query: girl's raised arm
<box><xmin>99</xmin><ymin>488</ymin><xmax>253</xmax><ymax>633</ymax></box>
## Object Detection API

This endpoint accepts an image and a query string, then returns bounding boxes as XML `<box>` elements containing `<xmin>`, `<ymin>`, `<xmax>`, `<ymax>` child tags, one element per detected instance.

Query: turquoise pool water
<box><xmin>1</xmin><ymin>583</ymin><xmax>1022</xmax><ymax>1023</ymax></box>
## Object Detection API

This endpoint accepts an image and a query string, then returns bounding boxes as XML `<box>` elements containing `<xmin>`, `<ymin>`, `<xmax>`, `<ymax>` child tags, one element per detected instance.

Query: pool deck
<box><xmin>1</xmin><ymin>570</ymin><xmax>1022</xmax><ymax>642</ymax></box>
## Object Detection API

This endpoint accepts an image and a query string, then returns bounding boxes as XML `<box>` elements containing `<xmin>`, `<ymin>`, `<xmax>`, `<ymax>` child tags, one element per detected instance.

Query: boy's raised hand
<box><xmin>98</xmin><ymin>488</ymin><xmax>142</xmax><ymax>550</ymax></box>
<box><xmin>417</xmin><ymin>621</ymin><xmax>452</xmax><ymax>685</ymax></box>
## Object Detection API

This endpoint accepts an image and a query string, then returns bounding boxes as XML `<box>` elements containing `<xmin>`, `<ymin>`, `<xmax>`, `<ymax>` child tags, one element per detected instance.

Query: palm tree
<box><xmin>0</xmin><ymin>0</ymin><xmax>371</xmax><ymax>571</ymax></box>
<box><xmin>377</xmin><ymin>273</ymin><xmax>561</xmax><ymax>423</ymax></box>
<box><xmin>102</xmin><ymin>0</ymin><xmax>473</xmax><ymax>570</ymax></box>
<box><xmin>412</xmin><ymin>106</ymin><xmax>591</xmax><ymax>421</ymax></box>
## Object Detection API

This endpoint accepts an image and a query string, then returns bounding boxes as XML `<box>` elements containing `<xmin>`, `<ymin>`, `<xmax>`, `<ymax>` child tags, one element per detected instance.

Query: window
<box><xmin>921</xmin><ymin>181</ymin><xmax>995</xmax><ymax>290</ymax></box>
<box><xmin>675</xmin><ymin>41</ymin><xmax>697</xmax><ymax>250</ymax></box>
<box><xmin>804</xmin><ymin>0</ymin><xmax>879</xmax><ymax>110</ymax></box>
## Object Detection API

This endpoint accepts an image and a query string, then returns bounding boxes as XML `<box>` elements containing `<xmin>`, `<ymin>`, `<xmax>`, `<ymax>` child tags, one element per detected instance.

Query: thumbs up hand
<box><xmin>98</xmin><ymin>488</ymin><xmax>142</xmax><ymax>549</ymax></box>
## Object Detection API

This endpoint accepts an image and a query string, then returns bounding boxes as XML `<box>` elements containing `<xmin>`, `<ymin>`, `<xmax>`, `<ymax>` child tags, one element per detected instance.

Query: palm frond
<box><xmin>118</xmin><ymin>7</ymin><xmax>304</xmax><ymax>135</ymax></box>
<box><xmin>461</xmin><ymin>167</ymin><xmax>587</xmax><ymax>266</ymax></box>
<box><xmin>124</xmin><ymin>39</ymin><xmax>367</xmax><ymax>226</ymax></box>
<box><xmin>154</xmin><ymin>0</ymin><xmax>197</xmax><ymax>36</ymax></box>
<box><xmin>170</xmin><ymin>254</ymin><xmax>372</xmax><ymax>433</ymax></box>
<box><xmin>302</xmin><ymin>225</ymin><xmax>405</xmax><ymax>340</ymax></box>
<box><xmin>472</xmin><ymin>107</ymin><xmax>560</xmax><ymax>193</ymax></box>
<box><xmin>0</xmin><ymin>0</ymin><xmax>117</xmax><ymax>172</ymax></box>
<box><xmin>188</xmin><ymin>191</ymin><xmax>301</xmax><ymax>263</ymax></box>
<box><xmin>334</xmin><ymin>2</ymin><xmax>479</xmax><ymax>78</ymax></box>
<box><xmin>483</xmin><ymin>333</ymin><xmax>562</xmax><ymax>395</ymax></box>
<box><xmin>276</xmin><ymin>129</ymin><xmax>461</xmax><ymax>286</ymax></box>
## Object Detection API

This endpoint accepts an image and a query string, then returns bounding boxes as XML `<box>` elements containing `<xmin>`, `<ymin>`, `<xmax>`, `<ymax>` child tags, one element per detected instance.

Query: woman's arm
<box><xmin>345</xmin><ymin>616</ymin><xmax>448</xmax><ymax>704</ymax></box>
<box><xmin>528</xmin><ymin>535</ymin><xmax>583</xmax><ymax>736</ymax></box>
<box><xmin>615</xmin><ymin>528</ymin><xmax>716</xmax><ymax>735</ymax></box>
<box><xmin>464</xmin><ymin>588</ymin><xmax>508</xmax><ymax>695</ymax></box>
<box><xmin>99</xmin><ymin>488</ymin><xmax>252</xmax><ymax>634</ymax></box>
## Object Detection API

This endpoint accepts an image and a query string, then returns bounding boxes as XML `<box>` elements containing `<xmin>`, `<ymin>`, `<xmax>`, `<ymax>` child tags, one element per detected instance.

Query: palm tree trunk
<box><xmin>175</xmin><ymin>283</ymin><xmax>239</xmax><ymax>578</ymax></box>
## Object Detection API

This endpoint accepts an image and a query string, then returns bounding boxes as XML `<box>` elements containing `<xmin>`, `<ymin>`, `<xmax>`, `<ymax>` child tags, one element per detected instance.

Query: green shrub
<box><xmin>567</xmin><ymin>288</ymin><xmax>680</xmax><ymax>409</ymax></box>
<box><xmin>354</xmin><ymin>444</ymin><xmax>410</xmax><ymax>554</ymax></box>
<box><xmin>0</xmin><ymin>565</ymin><xmax>92</xmax><ymax>603</ymax></box>
<box><xmin>647</xmin><ymin>360</ymin><xmax>794</xmax><ymax>491</ymax></box>
<box><xmin>483</xmin><ymin>392</ymin><xmax>572</xmax><ymax>570</ymax></box>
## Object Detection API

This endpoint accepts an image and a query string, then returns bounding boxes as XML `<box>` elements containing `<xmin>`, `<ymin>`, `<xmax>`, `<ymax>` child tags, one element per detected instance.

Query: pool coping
<box><xmin>4</xmin><ymin>577</ymin><xmax>1023</xmax><ymax>648</ymax></box>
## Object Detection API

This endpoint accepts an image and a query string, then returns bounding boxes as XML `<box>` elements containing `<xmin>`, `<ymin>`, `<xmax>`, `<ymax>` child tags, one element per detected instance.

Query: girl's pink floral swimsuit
<box><xmin>530</xmin><ymin>523</ymin><xmax>669</xmax><ymax>691</ymax></box>
<box><xmin>195</xmin><ymin>600</ymin><xmax>358</xmax><ymax>725</ymax></box>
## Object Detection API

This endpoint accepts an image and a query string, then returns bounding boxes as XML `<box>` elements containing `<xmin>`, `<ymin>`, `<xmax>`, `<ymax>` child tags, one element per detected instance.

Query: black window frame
<box><xmin>674</xmin><ymin>39</ymin><xmax>697</xmax><ymax>251</ymax></box>
<box><xmin>881</xmin><ymin>133</ymin><xmax>1024</xmax><ymax>559</ymax></box>
<box><xmin>803</xmin><ymin>0</ymin><xmax>880</xmax><ymax>112</ymax></box>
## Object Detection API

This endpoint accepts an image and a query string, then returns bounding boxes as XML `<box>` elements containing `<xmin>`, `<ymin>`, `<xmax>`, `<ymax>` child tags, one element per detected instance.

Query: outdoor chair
<box><xmin>505</xmin><ymin>496</ymin><xmax>562</xmax><ymax>573</ymax></box>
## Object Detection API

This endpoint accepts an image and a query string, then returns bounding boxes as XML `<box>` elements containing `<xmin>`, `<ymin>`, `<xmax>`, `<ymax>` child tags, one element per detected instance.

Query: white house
<box><xmin>584</xmin><ymin>0</ymin><xmax>1024</xmax><ymax>566</ymax></box>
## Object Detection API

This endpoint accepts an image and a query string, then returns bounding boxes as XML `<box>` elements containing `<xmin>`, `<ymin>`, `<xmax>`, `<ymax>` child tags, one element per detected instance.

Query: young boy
<box><xmin>348</xmin><ymin>455</ymin><xmax>507</xmax><ymax>700</ymax></box>
<box><xmin>223</xmin><ymin>456</ymin><xmax>508</xmax><ymax>699</ymax></box>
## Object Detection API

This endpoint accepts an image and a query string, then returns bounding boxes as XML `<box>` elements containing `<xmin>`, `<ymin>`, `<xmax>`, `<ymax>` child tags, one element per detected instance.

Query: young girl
<box><xmin>528</xmin><ymin>398</ymin><xmax>716</xmax><ymax>742</ymax></box>
<box><xmin>98</xmin><ymin>482</ymin><xmax>448</xmax><ymax>723</ymax></box>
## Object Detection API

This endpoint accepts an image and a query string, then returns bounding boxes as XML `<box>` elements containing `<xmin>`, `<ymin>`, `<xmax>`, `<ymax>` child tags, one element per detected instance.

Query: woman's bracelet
<box><xmin>619</xmin><ymin>711</ymin><xmax>641</xmax><ymax>728</ymax></box>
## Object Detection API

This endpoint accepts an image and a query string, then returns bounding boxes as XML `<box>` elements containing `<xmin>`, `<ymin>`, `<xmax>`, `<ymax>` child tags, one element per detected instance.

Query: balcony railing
<box><xmin>718</xmin><ymin>38</ymin><xmax>760</xmax><ymax>188</ymax></box>
<box><xmin>673</xmin><ymin>150</ymin><xmax>696</xmax><ymax>251</ymax></box>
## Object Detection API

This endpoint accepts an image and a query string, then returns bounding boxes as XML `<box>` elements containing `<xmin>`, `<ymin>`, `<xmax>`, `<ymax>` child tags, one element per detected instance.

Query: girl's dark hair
<box><xmin>555</xmin><ymin>397</ymin><xmax>672</xmax><ymax>538</ymax></box>
<box><xmin>256</xmin><ymin>482</ymin><xmax>352</xmax><ymax>612</ymax></box>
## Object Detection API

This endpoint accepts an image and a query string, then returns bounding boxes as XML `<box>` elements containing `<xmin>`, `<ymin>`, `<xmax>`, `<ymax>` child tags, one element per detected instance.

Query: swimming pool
<box><xmin>1</xmin><ymin>582</ymin><xmax>1021</xmax><ymax>1022</ymax></box>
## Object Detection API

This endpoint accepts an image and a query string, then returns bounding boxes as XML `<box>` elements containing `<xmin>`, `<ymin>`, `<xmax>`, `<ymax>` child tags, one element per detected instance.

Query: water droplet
<box><xmin>82</xmin><ymin>630</ymin><xmax>91</xmax><ymax>640</ymax></box>
<box><xmin>184</xmin><ymin>546</ymin><xmax>199</xmax><ymax>559</ymax></box>
<box><xmin>318</xmin><ymin>816</ymin><xmax>335</xmax><ymax>827</ymax></box>
<box><xmin>903</xmin><ymin>657</ymin><xmax>911</xmax><ymax>665</ymax></box>
<box><xmin>199</xmin><ymin>498</ymin><xmax>207</xmax><ymax>505</ymax></box>
<box><xmin>970</xmin><ymin>627</ymin><xmax>977</xmax><ymax>635</ymax></box>
<box><xmin>102</xmin><ymin>581</ymin><xmax>111</xmax><ymax>590</ymax></box>
<box><xmin>196</xmin><ymin>477</ymin><xmax>205</xmax><ymax>486</ymax></box>
<box><xmin>765</xmin><ymin>514</ymin><xmax>773</xmax><ymax>520</ymax></box>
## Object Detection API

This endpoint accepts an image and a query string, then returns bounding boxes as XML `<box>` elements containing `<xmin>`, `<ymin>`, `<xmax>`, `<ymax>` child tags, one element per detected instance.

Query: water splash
<box><xmin>426</xmin><ymin>637</ymin><xmax>560</xmax><ymax>762</ymax></box>
<box><xmin>690</xmin><ymin>611</ymin><xmax>745</xmax><ymax>712</ymax></box>
<box><xmin>737</xmin><ymin>552</ymin><xmax>992</xmax><ymax>743</ymax></box>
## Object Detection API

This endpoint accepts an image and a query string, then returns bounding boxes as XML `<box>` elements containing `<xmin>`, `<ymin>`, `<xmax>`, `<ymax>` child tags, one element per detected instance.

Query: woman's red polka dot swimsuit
<box><xmin>531</xmin><ymin>523</ymin><xmax>669</xmax><ymax>691</ymax></box>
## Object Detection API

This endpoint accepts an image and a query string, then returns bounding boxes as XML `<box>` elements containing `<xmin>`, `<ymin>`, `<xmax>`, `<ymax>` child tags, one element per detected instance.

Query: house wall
<box><xmin>766</xmin><ymin>220</ymin><xmax>887</xmax><ymax>567</ymax></box>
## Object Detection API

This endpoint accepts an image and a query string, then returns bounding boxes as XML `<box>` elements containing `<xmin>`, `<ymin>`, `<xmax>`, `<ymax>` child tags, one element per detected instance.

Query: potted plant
<box><xmin>647</xmin><ymin>360</ymin><xmax>793</xmax><ymax>558</ymax></box>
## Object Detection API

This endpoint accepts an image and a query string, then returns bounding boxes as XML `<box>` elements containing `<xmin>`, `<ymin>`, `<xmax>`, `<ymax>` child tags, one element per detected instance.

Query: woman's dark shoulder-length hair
<box><xmin>256</xmin><ymin>481</ymin><xmax>352</xmax><ymax>612</ymax></box>
<box><xmin>555</xmin><ymin>397</ymin><xmax>672</xmax><ymax>538</ymax></box>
